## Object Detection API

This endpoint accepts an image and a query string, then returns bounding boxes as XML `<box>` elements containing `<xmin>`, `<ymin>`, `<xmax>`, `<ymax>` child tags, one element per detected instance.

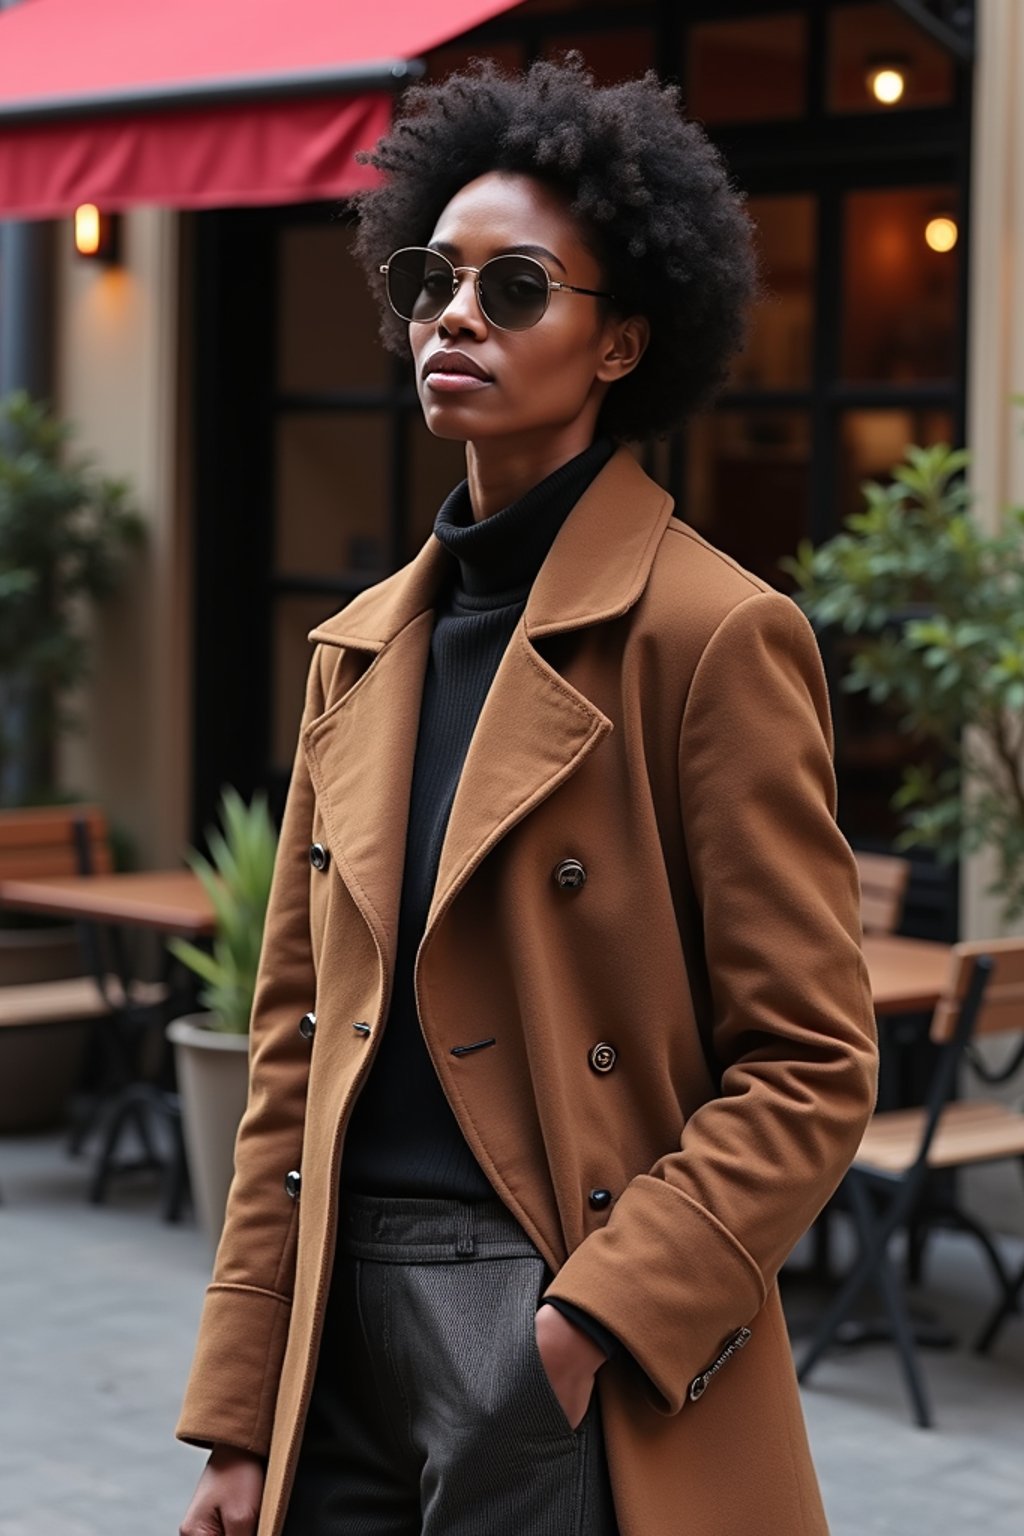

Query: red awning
<box><xmin>0</xmin><ymin>0</ymin><xmax>523</xmax><ymax>218</ymax></box>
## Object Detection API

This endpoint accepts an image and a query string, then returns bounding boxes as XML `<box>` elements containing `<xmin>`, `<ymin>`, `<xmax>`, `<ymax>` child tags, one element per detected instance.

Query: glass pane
<box><xmin>275</xmin><ymin>413</ymin><xmax>390</xmax><ymax>580</ymax></box>
<box><xmin>834</xmin><ymin>407</ymin><xmax>954</xmax><ymax>842</ymax></box>
<box><xmin>687</xmin><ymin>14</ymin><xmax>807</xmax><ymax>126</ymax></box>
<box><xmin>425</xmin><ymin>39</ymin><xmax>525</xmax><ymax>79</ymax></box>
<box><xmin>517</xmin><ymin>0</ymin><xmax>639</xmax><ymax>12</ymax></box>
<box><xmin>272</xmin><ymin>595</ymin><xmax>342</xmax><ymax>774</ymax></box>
<box><xmin>541</xmin><ymin>30</ymin><xmax>654</xmax><ymax>84</ymax></box>
<box><xmin>406</xmin><ymin>421</ymin><xmax>470</xmax><ymax>561</ymax></box>
<box><xmin>734</xmin><ymin>195</ymin><xmax>815</xmax><ymax>390</ymax></box>
<box><xmin>685</xmin><ymin>410</ymin><xmax>810</xmax><ymax>589</ymax></box>
<box><xmin>278</xmin><ymin>223</ymin><xmax>389</xmax><ymax>394</ymax></box>
<box><xmin>838</xmin><ymin>407</ymin><xmax>954</xmax><ymax>523</ymax></box>
<box><xmin>842</xmin><ymin>187</ymin><xmax>959</xmax><ymax>384</ymax></box>
<box><xmin>828</xmin><ymin>3</ymin><xmax>955</xmax><ymax>114</ymax></box>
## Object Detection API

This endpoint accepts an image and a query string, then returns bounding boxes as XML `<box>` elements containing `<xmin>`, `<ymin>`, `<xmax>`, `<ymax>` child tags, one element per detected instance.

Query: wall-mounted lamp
<box><xmin>925</xmin><ymin>215</ymin><xmax>958</xmax><ymax>253</ymax></box>
<box><xmin>865</xmin><ymin>55</ymin><xmax>909</xmax><ymax>106</ymax></box>
<box><xmin>74</xmin><ymin>204</ymin><xmax>121</xmax><ymax>263</ymax></box>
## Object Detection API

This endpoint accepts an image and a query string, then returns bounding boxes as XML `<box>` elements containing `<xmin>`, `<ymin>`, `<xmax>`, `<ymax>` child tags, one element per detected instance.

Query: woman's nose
<box><xmin>437</xmin><ymin>273</ymin><xmax>487</xmax><ymax>338</ymax></box>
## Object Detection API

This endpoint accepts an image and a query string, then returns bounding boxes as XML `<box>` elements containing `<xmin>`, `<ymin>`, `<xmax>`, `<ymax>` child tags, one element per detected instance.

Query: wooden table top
<box><xmin>862</xmin><ymin>932</ymin><xmax>953</xmax><ymax>1016</ymax></box>
<box><xmin>0</xmin><ymin>874</ymin><xmax>953</xmax><ymax>1011</ymax></box>
<box><xmin>0</xmin><ymin>869</ymin><xmax>217</xmax><ymax>937</ymax></box>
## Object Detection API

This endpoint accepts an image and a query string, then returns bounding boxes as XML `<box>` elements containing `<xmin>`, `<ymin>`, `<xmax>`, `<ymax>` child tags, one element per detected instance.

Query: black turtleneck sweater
<box><xmin>341</xmin><ymin>438</ymin><xmax>614</xmax><ymax>1202</ymax></box>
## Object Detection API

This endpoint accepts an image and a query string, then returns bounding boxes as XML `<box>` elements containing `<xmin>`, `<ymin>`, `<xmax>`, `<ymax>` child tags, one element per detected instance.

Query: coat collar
<box><xmin>306</xmin><ymin>446</ymin><xmax>674</xmax><ymax>653</ymax></box>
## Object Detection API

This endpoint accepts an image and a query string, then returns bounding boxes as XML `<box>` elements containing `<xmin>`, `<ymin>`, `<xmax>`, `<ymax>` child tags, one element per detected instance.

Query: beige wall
<box><xmin>964</xmin><ymin>0</ymin><xmax>1024</xmax><ymax>940</ymax></box>
<box><xmin>54</xmin><ymin>207</ymin><xmax>191</xmax><ymax>869</ymax></box>
<box><xmin>958</xmin><ymin>0</ymin><xmax>1024</xmax><ymax>1235</ymax></box>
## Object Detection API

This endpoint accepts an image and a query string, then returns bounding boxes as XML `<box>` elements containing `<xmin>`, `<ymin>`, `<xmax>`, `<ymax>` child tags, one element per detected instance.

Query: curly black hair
<box><xmin>351</xmin><ymin>53</ymin><xmax>757</xmax><ymax>441</ymax></box>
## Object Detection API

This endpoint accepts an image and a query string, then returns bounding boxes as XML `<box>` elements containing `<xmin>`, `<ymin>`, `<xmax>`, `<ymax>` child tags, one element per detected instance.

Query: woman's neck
<box><xmin>464</xmin><ymin>423</ymin><xmax>600</xmax><ymax>522</ymax></box>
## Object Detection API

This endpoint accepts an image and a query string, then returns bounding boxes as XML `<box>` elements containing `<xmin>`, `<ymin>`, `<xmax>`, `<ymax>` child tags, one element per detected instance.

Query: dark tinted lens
<box><xmin>386</xmin><ymin>248</ymin><xmax>454</xmax><ymax>323</ymax></box>
<box><xmin>478</xmin><ymin>255</ymin><xmax>550</xmax><ymax>329</ymax></box>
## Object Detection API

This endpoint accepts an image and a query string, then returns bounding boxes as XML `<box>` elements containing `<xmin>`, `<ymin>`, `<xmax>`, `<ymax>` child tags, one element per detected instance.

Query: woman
<box><xmin>178</xmin><ymin>56</ymin><xmax>877</xmax><ymax>1536</ymax></box>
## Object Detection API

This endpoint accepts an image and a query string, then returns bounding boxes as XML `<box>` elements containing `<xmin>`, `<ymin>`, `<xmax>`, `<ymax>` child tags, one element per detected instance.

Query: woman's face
<box><xmin>405</xmin><ymin>171</ymin><xmax>645</xmax><ymax>448</ymax></box>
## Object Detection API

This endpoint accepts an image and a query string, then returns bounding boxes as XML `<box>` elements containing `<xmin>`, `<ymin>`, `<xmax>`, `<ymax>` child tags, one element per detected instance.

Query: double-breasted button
<box><xmin>309</xmin><ymin>842</ymin><xmax>330</xmax><ymax>872</ymax></box>
<box><xmin>589</xmin><ymin>1041</ymin><xmax>617</xmax><ymax>1074</ymax></box>
<box><xmin>298</xmin><ymin>1011</ymin><xmax>316</xmax><ymax>1041</ymax></box>
<box><xmin>589</xmin><ymin>1188</ymin><xmax>612</xmax><ymax>1211</ymax></box>
<box><xmin>554</xmin><ymin>858</ymin><xmax>587</xmax><ymax>890</ymax></box>
<box><xmin>284</xmin><ymin>1169</ymin><xmax>302</xmax><ymax>1200</ymax></box>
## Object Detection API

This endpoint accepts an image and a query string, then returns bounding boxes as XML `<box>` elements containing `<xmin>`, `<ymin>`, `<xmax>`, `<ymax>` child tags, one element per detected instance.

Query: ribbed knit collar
<box><xmin>432</xmin><ymin>438</ymin><xmax>615</xmax><ymax>601</ymax></box>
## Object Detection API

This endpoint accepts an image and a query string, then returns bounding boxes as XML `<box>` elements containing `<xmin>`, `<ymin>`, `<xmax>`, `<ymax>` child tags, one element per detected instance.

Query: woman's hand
<box><xmin>179</xmin><ymin>1444</ymin><xmax>266</xmax><ymax>1536</ymax></box>
<box><xmin>534</xmin><ymin>1303</ymin><xmax>607</xmax><ymax>1430</ymax></box>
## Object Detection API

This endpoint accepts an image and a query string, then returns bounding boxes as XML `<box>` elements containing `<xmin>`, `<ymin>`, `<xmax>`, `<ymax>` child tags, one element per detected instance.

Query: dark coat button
<box><xmin>298</xmin><ymin>1011</ymin><xmax>316</xmax><ymax>1041</ymax></box>
<box><xmin>554</xmin><ymin>858</ymin><xmax>587</xmax><ymax>890</ymax></box>
<box><xmin>589</xmin><ymin>1042</ymin><xmax>617</xmax><ymax>1074</ymax></box>
<box><xmin>284</xmin><ymin>1169</ymin><xmax>301</xmax><ymax>1199</ymax></box>
<box><xmin>309</xmin><ymin>842</ymin><xmax>330</xmax><ymax>872</ymax></box>
<box><xmin>589</xmin><ymin>1188</ymin><xmax>612</xmax><ymax>1210</ymax></box>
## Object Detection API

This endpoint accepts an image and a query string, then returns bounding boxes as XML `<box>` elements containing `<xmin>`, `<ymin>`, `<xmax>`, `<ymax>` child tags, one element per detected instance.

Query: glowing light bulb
<box><xmin>868</xmin><ymin>66</ymin><xmax>906</xmax><ymax>105</ymax></box>
<box><xmin>925</xmin><ymin>216</ymin><xmax>958</xmax><ymax>253</ymax></box>
<box><xmin>74</xmin><ymin>204</ymin><xmax>102</xmax><ymax>256</ymax></box>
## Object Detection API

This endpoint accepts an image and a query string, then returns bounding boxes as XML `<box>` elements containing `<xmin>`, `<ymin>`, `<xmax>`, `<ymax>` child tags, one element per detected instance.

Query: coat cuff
<box><xmin>175</xmin><ymin>1283</ymin><xmax>292</xmax><ymax>1456</ymax></box>
<box><xmin>542</xmin><ymin>1175</ymin><xmax>766</xmax><ymax>1414</ymax></box>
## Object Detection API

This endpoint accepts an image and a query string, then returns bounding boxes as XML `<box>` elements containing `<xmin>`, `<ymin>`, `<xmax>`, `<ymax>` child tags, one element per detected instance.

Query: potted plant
<box><xmin>783</xmin><ymin>432</ymin><xmax>1024</xmax><ymax>923</ymax></box>
<box><xmin>0</xmin><ymin>390</ymin><xmax>144</xmax><ymax>1128</ymax></box>
<box><xmin>166</xmin><ymin>785</ymin><xmax>278</xmax><ymax>1243</ymax></box>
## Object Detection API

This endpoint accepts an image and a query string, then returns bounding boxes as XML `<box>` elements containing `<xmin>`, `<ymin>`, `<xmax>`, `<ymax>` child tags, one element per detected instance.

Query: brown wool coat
<box><xmin>177</xmin><ymin>448</ymin><xmax>878</xmax><ymax>1536</ymax></box>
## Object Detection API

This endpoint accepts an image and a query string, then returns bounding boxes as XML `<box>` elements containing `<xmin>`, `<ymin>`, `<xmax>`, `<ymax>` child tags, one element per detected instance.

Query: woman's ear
<box><xmin>596</xmin><ymin>313</ymin><xmax>650</xmax><ymax>384</ymax></box>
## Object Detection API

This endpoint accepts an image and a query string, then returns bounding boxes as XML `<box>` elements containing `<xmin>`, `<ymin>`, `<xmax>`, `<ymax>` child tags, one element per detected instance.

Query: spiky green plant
<box><xmin>168</xmin><ymin>786</ymin><xmax>279</xmax><ymax>1032</ymax></box>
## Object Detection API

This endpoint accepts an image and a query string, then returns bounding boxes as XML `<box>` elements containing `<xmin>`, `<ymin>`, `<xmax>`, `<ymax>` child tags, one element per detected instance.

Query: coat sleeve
<box><xmin>175</xmin><ymin>646</ymin><xmax>326</xmax><ymax>1455</ymax></box>
<box><xmin>543</xmin><ymin>590</ymin><xmax>879</xmax><ymax>1413</ymax></box>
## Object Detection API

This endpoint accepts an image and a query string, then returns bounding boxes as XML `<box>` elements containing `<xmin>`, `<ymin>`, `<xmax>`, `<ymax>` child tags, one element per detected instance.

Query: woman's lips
<box><xmin>424</xmin><ymin>372</ymin><xmax>494</xmax><ymax>392</ymax></box>
<box><xmin>421</xmin><ymin>349</ymin><xmax>494</xmax><ymax>393</ymax></box>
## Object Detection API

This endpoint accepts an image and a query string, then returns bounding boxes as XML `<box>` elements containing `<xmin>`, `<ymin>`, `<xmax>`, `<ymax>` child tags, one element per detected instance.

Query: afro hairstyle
<box><xmin>351</xmin><ymin>53</ymin><xmax>758</xmax><ymax>442</ymax></box>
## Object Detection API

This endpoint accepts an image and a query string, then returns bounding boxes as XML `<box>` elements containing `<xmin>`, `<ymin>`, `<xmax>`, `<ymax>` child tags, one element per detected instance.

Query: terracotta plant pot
<box><xmin>166</xmin><ymin>1012</ymin><xmax>250</xmax><ymax>1245</ymax></box>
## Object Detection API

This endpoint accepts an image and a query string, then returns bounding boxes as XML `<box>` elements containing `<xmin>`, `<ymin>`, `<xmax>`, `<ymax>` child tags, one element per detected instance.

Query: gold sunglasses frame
<box><xmin>379</xmin><ymin>246</ymin><xmax>615</xmax><ymax>331</ymax></box>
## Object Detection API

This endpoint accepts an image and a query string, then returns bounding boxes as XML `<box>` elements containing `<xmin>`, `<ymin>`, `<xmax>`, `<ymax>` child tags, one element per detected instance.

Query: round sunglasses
<box><xmin>379</xmin><ymin>246</ymin><xmax>614</xmax><ymax>332</ymax></box>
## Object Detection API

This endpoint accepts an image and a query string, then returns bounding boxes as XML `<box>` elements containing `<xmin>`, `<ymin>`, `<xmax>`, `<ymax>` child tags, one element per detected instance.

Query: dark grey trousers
<box><xmin>281</xmin><ymin>1194</ymin><xmax>619</xmax><ymax>1536</ymax></box>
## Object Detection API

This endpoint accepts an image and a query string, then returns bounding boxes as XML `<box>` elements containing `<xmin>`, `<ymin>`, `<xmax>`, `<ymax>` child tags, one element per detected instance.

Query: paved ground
<box><xmin>1</xmin><ymin>1131</ymin><xmax>1022</xmax><ymax>1536</ymax></box>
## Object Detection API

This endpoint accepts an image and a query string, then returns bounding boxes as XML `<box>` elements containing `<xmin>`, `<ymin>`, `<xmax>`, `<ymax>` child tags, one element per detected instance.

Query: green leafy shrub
<box><xmin>0</xmin><ymin>389</ymin><xmax>144</xmax><ymax>806</ymax></box>
<box><xmin>783</xmin><ymin>436</ymin><xmax>1024</xmax><ymax>921</ymax></box>
<box><xmin>168</xmin><ymin>786</ymin><xmax>279</xmax><ymax>1032</ymax></box>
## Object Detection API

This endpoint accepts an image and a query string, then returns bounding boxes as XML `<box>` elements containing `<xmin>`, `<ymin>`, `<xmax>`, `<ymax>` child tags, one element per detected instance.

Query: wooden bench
<box><xmin>855</xmin><ymin>849</ymin><xmax>912</xmax><ymax>936</ymax></box>
<box><xmin>0</xmin><ymin>805</ymin><xmax>169</xmax><ymax>1159</ymax></box>
<box><xmin>0</xmin><ymin>804</ymin><xmax>119</xmax><ymax>1030</ymax></box>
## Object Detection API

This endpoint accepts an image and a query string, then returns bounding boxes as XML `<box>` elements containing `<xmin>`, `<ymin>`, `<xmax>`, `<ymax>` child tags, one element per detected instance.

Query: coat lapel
<box><xmin>425</xmin><ymin>621</ymin><xmax>611</xmax><ymax>931</ymax></box>
<box><xmin>301</xmin><ymin>448</ymin><xmax>675</xmax><ymax>973</ymax></box>
<box><xmin>426</xmin><ymin>448</ymin><xmax>675</xmax><ymax>930</ymax></box>
<box><xmin>300</xmin><ymin>538</ymin><xmax>446</xmax><ymax>979</ymax></box>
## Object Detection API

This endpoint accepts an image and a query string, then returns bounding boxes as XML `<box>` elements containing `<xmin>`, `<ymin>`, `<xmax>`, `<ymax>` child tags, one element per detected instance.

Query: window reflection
<box><xmin>686</xmin><ymin>410</ymin><xmax>810</xmax><ymax>589</ymax></box>
<box><xmin>838</xmin><ymin>408</ymin><xmax>954</xmax><ymax>521</ymax></box>
<box><xmin>828</xmin><ymin>4</ymin><xmax>955</xmax><ymax>114</ymax></box>
<box><xmin>842</xmin><ymin>187</ymin><xmax>958</xmax><ymax>384</ymax></box>
<box><xmin>834</xmin><ymin>406</ymin><xmax>954</xmax><ymax>839</ymax></box>
<box><xmin>278</xmin><ymin>225</ymin><xmax>388</xmax><ymax>395</ymax></box>
<box><xmin>735</xmin><ymin>195</ymin><xmax>815</xmax><ymax>390</ymax></box>
<box><xmin>688</xmin><ymin>14</ymin><xmax>807</xmax><ymax>126</ymax></box>
<box><xmin>541</xmin><ymin>30</ymin><xmax>654</xmax><ymax>84</ymax></box>
<box><xmin>275</xmin><ymin>413</ymin><xmax>390</xmax><ymax>579</ymax></box>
